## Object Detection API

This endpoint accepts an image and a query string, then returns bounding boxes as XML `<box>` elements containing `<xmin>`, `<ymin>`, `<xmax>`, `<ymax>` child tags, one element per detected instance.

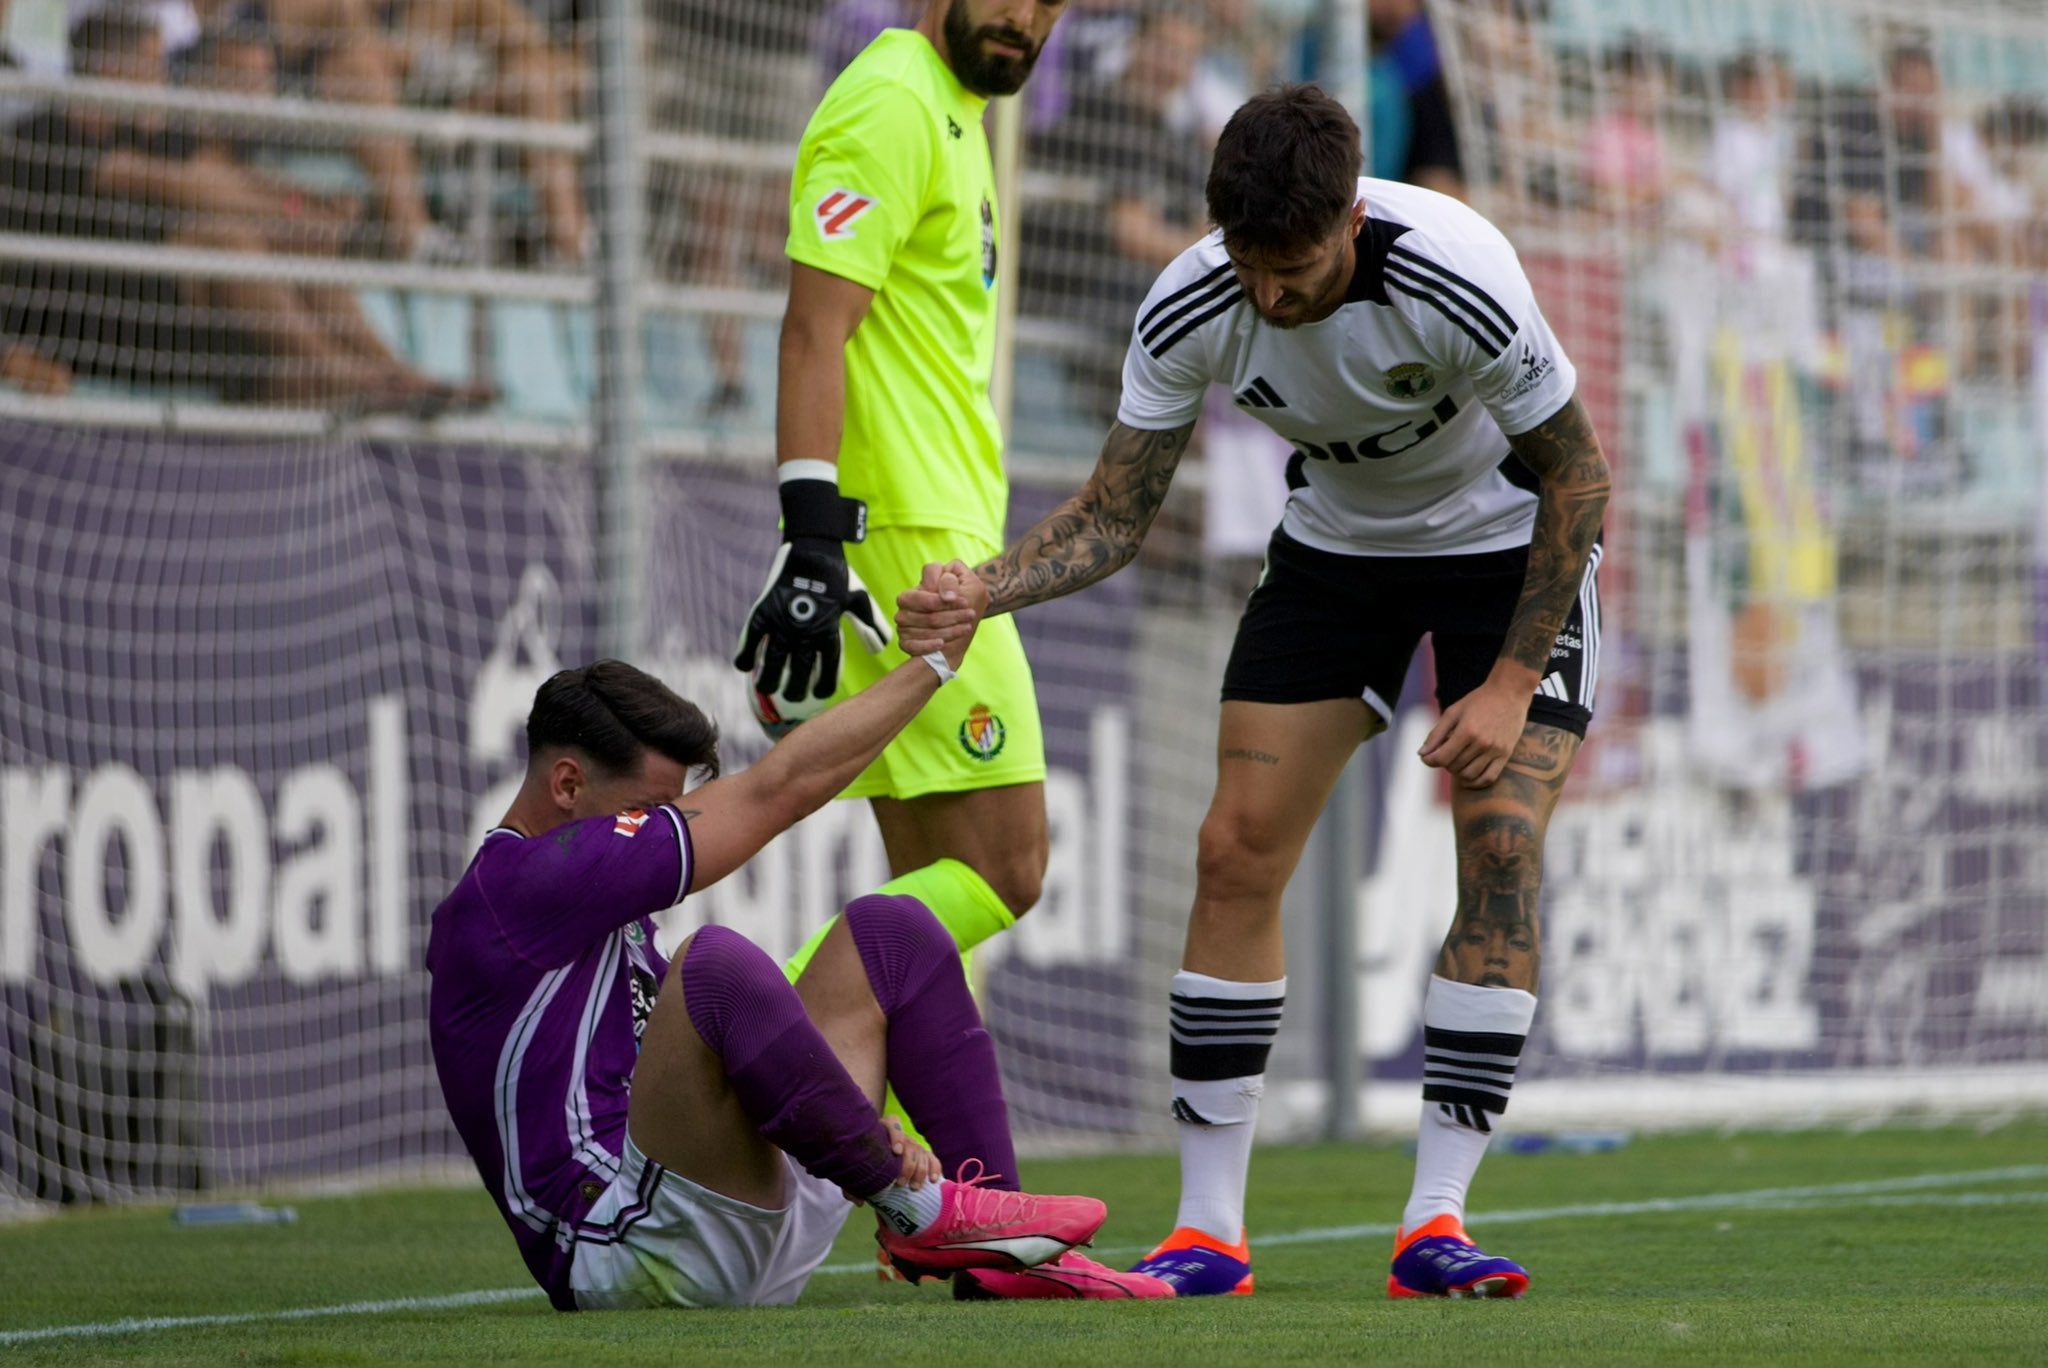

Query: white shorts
<box><xmin>568</xmin><ymin>1133</ymin><xmax>853</xmax><ymax>1310</ymax></box>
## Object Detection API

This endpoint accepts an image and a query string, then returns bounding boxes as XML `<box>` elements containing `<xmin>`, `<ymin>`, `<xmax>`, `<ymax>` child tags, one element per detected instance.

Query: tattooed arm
<box><xmin>976</xmin><ymin>420</ymin><xmax>1196</xmax><ymax>616</ymax></box>
<box><xmin>1419</xmin><ymin>392</ymin><xmax>1609</xmax><ymax>788</ymax></box>
<box><xmin>1498</xmin><ymin>393</ymin><xmax>1611</xmax><ymax>680</ymax></box>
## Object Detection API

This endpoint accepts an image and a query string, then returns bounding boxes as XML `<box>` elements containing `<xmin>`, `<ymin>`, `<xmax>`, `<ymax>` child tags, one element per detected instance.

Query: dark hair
<box><xmin>1206</xmin><ymin>84</ymin><xmax>1361</xmax><ymax>255</ymax></box>
<box><xmin>526</xmin><ymin>660</ymin><xmax>721</xmax><ymax>781</ymax></box>
<box><xmin>1720</xmin><ymin>46</ymin><xmax>1779</xmax><ymax>92</ymax></box>
<box><xmin>1883</xmin><ymin>40</ymin><xmax>1935</xmax><ymax>82</ymax></box>
<box><xmin>71</xmin><ymin>9</ymin><xmax>160</xmax><ymax>78</ymax></box>
<box><xmin>1604</xmin><ymin>32</ymin><xmax>1668</xmax><ymax>80</ymax></box>
<box><xmin>1980</xmin><ymin>94</ymin><xmax>2048</xmax><ymax>147</ymax></box>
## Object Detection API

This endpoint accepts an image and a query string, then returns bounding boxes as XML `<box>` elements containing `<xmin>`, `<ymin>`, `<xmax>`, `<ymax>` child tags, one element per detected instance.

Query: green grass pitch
<box><xmin>4</xmin><ymin>1122</ymin><xmax>2045</xmax><ymax>1365</ymax></box>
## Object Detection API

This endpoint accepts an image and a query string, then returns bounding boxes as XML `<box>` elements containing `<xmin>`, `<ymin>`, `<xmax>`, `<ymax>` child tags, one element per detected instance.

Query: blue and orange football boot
<box><xmin>1387</xmin><ymin>1214</ymin><xmax>1529</xmax><ymax>1299</ymax></box>
<box><xmin>1127</xmin><ymin>1226</ymin><xmax>1255</xmax><ymax>1296</ymax></box>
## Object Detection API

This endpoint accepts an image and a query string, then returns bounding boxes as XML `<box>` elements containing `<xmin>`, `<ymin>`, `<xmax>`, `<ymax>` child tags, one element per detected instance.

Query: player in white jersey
<box><xmin>899</xmin><ymin>83</ymin><xmax>1611</xmax><ymax>1299</ymax></box>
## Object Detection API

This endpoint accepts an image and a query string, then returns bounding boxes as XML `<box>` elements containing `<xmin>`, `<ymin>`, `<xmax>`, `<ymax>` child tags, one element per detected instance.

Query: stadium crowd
<box><xmin>0</xmin><ymin>0</ymin><xmax>2042</xmax><ymax>423</ymax></box>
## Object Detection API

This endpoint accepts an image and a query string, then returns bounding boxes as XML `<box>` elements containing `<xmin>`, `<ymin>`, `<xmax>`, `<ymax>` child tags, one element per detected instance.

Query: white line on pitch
<box><xmin>0</xmin><ymin>1289</ymin><xmax>542</xmax><ymax>1346</ymax></box>
<box><xmin>4</xmin><ymin>1164</ymin><xmax>2043</xmax><ymax>1346</ymax></box>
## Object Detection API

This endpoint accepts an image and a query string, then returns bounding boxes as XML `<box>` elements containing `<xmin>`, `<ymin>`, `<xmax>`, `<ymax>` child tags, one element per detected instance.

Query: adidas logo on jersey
<box><xmin>1234</xmin><ymin>377</ymin><xmax>1286</xmax><ymax>409</ymax></box>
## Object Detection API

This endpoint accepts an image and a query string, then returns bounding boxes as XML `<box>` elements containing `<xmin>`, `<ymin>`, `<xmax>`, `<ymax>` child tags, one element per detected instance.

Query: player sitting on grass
<box><xmin>428</xmin><ymin>563</ymin><xmax>1169</xmax><ymax>1309</ymax></box>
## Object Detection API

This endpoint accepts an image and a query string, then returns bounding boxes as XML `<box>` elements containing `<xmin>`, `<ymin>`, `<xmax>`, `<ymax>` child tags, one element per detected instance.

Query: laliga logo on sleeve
<box><xmin>814</xmin><ymin>189</ymin><xmax>877</xmax><ymax>240</ymax></box>
<box><xmin>613</xmin><ymin>809</ymin><xmax>649</xmax><ymax>838</ymax></box>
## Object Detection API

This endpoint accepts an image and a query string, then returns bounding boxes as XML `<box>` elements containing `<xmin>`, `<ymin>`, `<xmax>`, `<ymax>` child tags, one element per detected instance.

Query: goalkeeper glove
<box><xmin>733</xmin><ymin>470</ymin><xmax>892</xmax><ymax>735</ymax></box>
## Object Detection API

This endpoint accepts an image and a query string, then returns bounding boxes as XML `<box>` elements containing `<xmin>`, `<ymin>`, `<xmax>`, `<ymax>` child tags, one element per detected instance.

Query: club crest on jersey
<box><xmin>957</xmin><ymin>704</ymin><xmax>1006</xmax><ymax>761</ymax></box>
<box><xmin>1383</xmin><ymin>362</ymin><xmax>1436</xmax><ymax>398</ymax></box>
<box><xmin>814</xmin><ymin>189</ymin><xmax>877</xmax><ymax>240</ymax></box>
<box><xmin>613</xmin><ymin>808</ymin><xmax>649</xmax><ymax>838</ymax></box>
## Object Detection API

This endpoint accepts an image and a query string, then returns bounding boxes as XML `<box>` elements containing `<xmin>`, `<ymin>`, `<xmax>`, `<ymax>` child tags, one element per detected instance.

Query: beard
<box><xmin>1259</xmin><ymin>250</ymin><xmax>1351</xmax><ymax>328</ymax></box>
<box><xmin>943</xmin><ymin>0</ymin><xmax>1041</xmax><ymax>96</ymax></box>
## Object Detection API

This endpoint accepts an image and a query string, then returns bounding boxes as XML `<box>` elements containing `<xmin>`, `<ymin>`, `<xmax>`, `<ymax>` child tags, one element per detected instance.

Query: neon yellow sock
<box><xmin>781</xmin><ymin>858</ymin><xmax>1017</xmax><ymax>981</ymax></box>
<box><xmin>782</xmin><ymin>859</ymin><xmax>1019</xmax><ymax>1150</ymax></box>
<box><xmin>875</xmin><ymin>858</ymin><xmax>1019</xmax><ymax>953</ymax></box>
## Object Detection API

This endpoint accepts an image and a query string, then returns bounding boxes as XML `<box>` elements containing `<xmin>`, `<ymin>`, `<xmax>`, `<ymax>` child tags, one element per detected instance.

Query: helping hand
<box><xmin>896</xmin><ymin>560</ymin><xmax>988</xmax><ymax>661</ymax></box>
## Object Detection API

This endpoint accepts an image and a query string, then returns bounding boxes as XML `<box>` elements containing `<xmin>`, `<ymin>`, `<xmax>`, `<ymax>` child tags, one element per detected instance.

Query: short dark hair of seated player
<box><xmin>525</xmin><ymin>660</ymin><xmax>723</xmax><ymax>781</ymax></box>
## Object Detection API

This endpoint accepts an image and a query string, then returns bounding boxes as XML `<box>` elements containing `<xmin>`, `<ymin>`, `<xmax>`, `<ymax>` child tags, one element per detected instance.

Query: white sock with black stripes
<box><xmin>1169</xmin><ymin>970</ymin><xmax>1286</xmax><ymax>1241</ymax></box>
<box><xmin>866</xmin><ymin>1175</ymin><xmax>945</xmax><ymax>1236</ymax></box>
<box><xmin>1402</xmin><ymin>974</ymin><xmax>1536</xmax><ymax>1232</ymax></box>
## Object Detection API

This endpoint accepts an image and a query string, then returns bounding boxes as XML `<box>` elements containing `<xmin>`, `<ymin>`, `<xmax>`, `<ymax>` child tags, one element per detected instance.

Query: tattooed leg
<box><xmin>1438</xmin><ymin>723</ymin><xmax>1581</xmax><ymax>993</ymax></box>
<box><xmin>1399</xmin><ymin>722</ymin><xmax>1583</xmax><ymax>1236</ymax></box>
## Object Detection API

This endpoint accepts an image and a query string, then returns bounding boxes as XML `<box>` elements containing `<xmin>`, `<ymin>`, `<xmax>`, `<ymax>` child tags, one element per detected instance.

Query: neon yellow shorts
<box><xmin>835</xmin><ymin>525</ymin><xmax>1046</xmax><ymax>800</ymax></box>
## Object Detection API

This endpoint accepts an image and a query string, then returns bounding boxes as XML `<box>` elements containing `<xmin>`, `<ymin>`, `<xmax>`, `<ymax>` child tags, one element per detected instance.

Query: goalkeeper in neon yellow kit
<box><xmin>731</xmin><ymin>0</ymin><xmax>1168</xmax><ymax>1303</ymax></box>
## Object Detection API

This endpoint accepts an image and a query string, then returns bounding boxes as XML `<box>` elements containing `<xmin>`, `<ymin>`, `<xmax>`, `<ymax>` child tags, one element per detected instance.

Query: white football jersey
<box><xmin>1118</xmin><ymin>178</ymin><xmax>1577</xmax><ymax>557</ymax></box>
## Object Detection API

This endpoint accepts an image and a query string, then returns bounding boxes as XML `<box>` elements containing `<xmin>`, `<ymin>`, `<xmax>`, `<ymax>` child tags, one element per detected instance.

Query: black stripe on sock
<box><xmin>1423</xmin><ymin>1081</ymin><xmax>1511</xmax><ymax>1115</ymax></box>
<box><xmin>1173</xmin><ymin>994</ymin><xmax>1288</xmax><ymax>1012</ymax></box>
<box><xmin>1171</xmin><ymin>999</ymin><xmax>1277</xmax><ymax>1019</ymax></box>
<box><xmin>1422</xmin><ymin>1026</ymin><xmax>1527</xmax><ymax>1058</ymax></box>
<box><xmin>1423</xmin><ymin>1052</ymin><xmax>1518</xmax><ymax>1074</ymax></box>
<box><xmin>1171</xmin><ymin>1038</ymin><xmax>1275</xmax><ymax>1082</ymax></box>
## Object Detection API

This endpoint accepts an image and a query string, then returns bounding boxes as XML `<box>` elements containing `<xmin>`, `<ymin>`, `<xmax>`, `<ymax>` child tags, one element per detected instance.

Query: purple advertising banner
<box><xmin>0</xmin><ymin>426</ymin><xmax>1150</xmax><ymax>1200</ymax></box>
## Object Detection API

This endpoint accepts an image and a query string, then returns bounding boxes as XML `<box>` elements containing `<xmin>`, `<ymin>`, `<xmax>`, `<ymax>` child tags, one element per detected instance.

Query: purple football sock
<box><xmin>845</xmin><ymin>893</ymin><xmax>1020</xmax><ymax>1190</ymax></box>
<box><xmin>681</xmin><ymin>924</ymin><xmax>900</xmax><ymax>1201</ymax></box>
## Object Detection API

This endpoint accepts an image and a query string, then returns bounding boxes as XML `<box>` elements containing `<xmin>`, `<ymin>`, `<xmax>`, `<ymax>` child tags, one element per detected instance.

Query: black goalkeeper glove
<box><xmin>733</xmin><ymin>475</ymin><xmax>892</xmax><ymax>731</ymax></box>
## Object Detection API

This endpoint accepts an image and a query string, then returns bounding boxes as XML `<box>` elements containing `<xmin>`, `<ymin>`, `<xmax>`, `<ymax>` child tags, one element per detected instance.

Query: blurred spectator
<box><xmin>1454</xmin><ymin>0</ymin><xmax>1570</xmax><ymax>220</ymax></box>
<box><xmin>184</xmin><ymin>0</ymin><xmax>449</xmax><ymax>260</ymax></box>
<box><xmin>1365</xmin><ymin>0</ymin><xmax>1461</xmax><ymax>197</ymax></box>
<box><xmin>176</xmin><ymin>27</ymin><xmax>364</xmax><ymax>255</ymax></box>
<box><xmin>647</xmin><ymin>0</ymin><xmax>817</xmax><ymax>417</ymax></box>
<box><xmin>1021</xmin><ymin>0</ymin><xmax>1207</xmax><ymax>425</ymax></box>
<box><xmin>1949</xmin><ymin>94</ymin><xmax>2048</xmax><ymax>266</ymax></box>
<box><xmin>1583</xmin><ymin>33</ymin><xmax>1669</xmax><ymax>224</ymax></box>
<box><xmin>1796</xmin><ymin>39</ymin><xmax>1958</xmax><ymax>263</ymax></box>
<box><xmin>1710</xmin><ymin>48</ymin><xmax>1793</xmax><ymax>244</ymax></box>
<box><xmin>1161</xmin><ymin>0</ymin><xmax>1272</xmax><ymax>145</ymax></box>
<box><xmin>381</xmin><ymin>0</ymin><xmax>589</xmax><ymax>262</ymax></box>
<box><xmin>1947</xmin><ymin>94</ymin><xmax>2047</xmax><ymax>379</ymax></box>
<box><xmin>184</xmin><ymin>0</ymin><xmax>588</xmax><ymax>264</ymax></box>
<box><xmin>0</xmin><ymin>336</ymin><xmax>72</xmax><ymax>392</ymax></box>
<box><xmin>0</xmin><ymin>8</ymin><xmax>482</xmax><ymax>408</ymax></box>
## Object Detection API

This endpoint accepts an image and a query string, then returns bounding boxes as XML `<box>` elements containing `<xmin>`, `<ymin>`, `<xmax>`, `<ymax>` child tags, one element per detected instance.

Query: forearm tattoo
<box><xmin>978</xmin><ymin>420</ymin><xmax>1194</xmax><ymax>615</ymax></box>
<box><xmin>1502</xmin><ymin>395</ymin><xmax>1611</xmax><ymax>676</ymax></box>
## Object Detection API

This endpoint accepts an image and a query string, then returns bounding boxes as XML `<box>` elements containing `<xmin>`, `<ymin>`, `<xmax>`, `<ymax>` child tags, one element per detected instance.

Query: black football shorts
<box><xmin>1220</xmin><ymin>528</ymin><xmax>1600</xmax><ymax>737</ymax></box>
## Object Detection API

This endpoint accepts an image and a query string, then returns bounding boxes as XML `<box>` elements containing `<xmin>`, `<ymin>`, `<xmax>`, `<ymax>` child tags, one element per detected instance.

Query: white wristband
<box><xmin>920</xmin><ymin>650</ymin><xmax>957</xmax><ymax>685</ymax></box>
<box><xmin>778</xmin><ymin>459</ymin><xmax>838</xmax><ymax>485</ymax></box>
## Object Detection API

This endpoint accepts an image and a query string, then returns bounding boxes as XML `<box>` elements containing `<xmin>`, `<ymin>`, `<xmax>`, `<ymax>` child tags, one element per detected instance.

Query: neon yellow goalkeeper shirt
<box><xmin>785</xmin><ymin>28</ymin><xmax>1006</xmax><ymax>543</ymax></box>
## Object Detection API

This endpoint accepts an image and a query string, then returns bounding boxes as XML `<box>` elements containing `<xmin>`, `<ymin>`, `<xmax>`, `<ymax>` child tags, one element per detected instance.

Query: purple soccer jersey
<box><xmin>426</xmin><ymin>804</ymin><xmax>693</xmax><ymax>1309</ymax></box>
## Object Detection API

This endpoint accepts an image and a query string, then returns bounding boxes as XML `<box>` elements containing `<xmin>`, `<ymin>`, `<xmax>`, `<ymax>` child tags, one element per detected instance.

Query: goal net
<box><xmin>1417</xmin><ymin>0</ymin><xmax>2048</xmax><ymax>1127</ymax></box>
<box><xmin>4</xmin><ymin>0</ymin><xmax>2047</xmax><ymax>1208</ymax></box>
